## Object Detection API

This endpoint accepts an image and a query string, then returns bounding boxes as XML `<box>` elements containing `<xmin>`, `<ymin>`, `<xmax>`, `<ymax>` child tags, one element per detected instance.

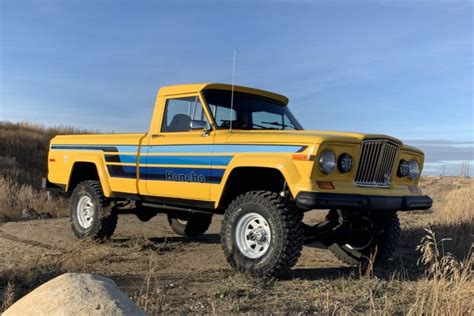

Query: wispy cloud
<box><xmin>404</xmin><ymin>139</ymin><xmax>473</xmax><ymax>176</ymax></box>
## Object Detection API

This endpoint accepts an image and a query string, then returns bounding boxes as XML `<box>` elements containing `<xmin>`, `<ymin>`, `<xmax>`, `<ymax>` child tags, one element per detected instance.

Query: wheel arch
<box><xmin>216</xmin><ymin>162</ymin><xmax>299</xmax><ymax>209</ymax></box>
<box><xmin>66</xmin><ymin>157</ymin><xmax>112</xmax><ymax>196</ymax></box>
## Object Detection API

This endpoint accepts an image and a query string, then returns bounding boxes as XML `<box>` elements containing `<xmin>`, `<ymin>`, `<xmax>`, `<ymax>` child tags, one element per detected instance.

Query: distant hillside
<box><xmin>0</xmin><ymin>121</ymin><xmax>86</xmax><ymax>221</ymax></box>
<box><xmin>0</xmin><ymin>121</ymin><xmax>86</xmax><ymax>188</ymax></box>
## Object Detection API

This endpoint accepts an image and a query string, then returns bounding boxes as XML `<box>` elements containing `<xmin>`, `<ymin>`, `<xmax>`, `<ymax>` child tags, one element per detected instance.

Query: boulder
<box><xmin>3</xmin><ymin>273</ymin><xmax>147</xmax><ymax>316</ymax></box>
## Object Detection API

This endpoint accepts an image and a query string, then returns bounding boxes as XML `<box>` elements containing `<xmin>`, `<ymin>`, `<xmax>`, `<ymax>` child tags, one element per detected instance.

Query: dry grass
<box><xmin>0</xmin><ymin>177</ymin><xmax>68</xmax><ymax>221</ymax></box>
<box><xmin>1</xmin><ymin>282</ymin><xmax>15</xmax><ymax>311</ymax></box>
<box><xmin>126</xmin><ymin>227</ymin><xmax>472</xmax><ymax>315</ymax></box>
<box><xmin>431</xmin><ymin>186</ymin><xmax>474</xmax><ymax>259</ymax></box>
<box><xmin>0</xmin><ymin>121</ymin><xmax>86</xmax><ymax>187</ymax></box>
<box><xmin>410</xmin><ymin>229</ymin><xmax>473</xmax><ymax>315</ymax></box>
<box><xmin>0</xmin><ymin>184</ymin><xmax>472</xmax><ymax>314</ymax></box>
<box><xmin>196</xmin><ymin>231</ymin><xmax>472</xmax><ymax>315</ymax></box>
<box><xmin>409</xmin><ymin>177</ymin><xmax>474</xmax><ymax>261</ymax></box>
<box><xmin>0</xmin><ymin>121</ymin><xmax>87</xmax><ymax>221</ymax></box>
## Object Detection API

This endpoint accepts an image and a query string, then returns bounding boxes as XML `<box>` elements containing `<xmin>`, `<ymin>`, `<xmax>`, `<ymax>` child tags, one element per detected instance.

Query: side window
<box><xmin>161</xmin><ymin>97</ymin><xmax>209</xmax><ymax>132</ymax></box>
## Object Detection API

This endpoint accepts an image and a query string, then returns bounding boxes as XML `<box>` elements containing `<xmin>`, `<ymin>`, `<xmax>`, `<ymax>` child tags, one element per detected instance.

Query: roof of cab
<box><xmin>157</xmin><ymin>83</ymin><xmax>289</xmax><ymax>105</ymax></box>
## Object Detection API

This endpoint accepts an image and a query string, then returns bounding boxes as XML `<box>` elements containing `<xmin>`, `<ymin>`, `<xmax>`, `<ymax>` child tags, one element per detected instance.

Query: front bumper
<box><xmin>295</xmin><ymin>192</ymin><xmax>432</xmax><ymax>211</ymax></box>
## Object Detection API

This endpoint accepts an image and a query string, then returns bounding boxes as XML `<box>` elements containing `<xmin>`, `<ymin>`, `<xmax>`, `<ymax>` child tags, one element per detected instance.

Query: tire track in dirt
<box><xmin>0</xmin><ymin>228</ymin><xmax>66</xmax><ymax>252</ymax></box>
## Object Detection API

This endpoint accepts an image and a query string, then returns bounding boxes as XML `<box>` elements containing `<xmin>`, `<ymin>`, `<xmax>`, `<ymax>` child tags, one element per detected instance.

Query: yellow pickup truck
<box><xmin>44</xmin><ymin>83</ymin><xmax>432</xmax><ymax>277</ymax></box>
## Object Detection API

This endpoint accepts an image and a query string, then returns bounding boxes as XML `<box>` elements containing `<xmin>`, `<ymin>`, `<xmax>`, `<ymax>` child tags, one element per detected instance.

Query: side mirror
<box><xmin>190</xmin><ymin>120</ymin><xmax>208</xmax><ymax>131</ymax></box>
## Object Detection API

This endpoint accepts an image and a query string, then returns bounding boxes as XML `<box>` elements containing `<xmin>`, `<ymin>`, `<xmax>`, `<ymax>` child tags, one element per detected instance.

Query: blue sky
<box><xmin>0</xmin><ymin>0</ymin><xmax>472</xmax><ymax>174</ymax></box>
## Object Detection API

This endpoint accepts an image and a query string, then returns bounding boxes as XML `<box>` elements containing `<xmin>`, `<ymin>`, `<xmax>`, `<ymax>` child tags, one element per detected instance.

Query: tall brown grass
<box><xmin>0</xmin><ymin>177</ymin><xmax>68</xmax><ymax>221</ymax></box>
<box><xmin>431</xmin><ymin>186</ymin><xmax>474</xmax><ymax>259</ymax></box>
<box><xmin>1</xmin><ymin>282</ymin><xmax>15</xmax><ymax>311</ymax></box>
<box><xmin>0</xmin><ymin>121</ymin><xmax>86</xmax><ymax>188</ymax></box>
<box><xmin>410</xmin><ymin>229</ymin><xmax>473</xmax><ymax>315</ymax></box>
<box><xmin>0</xmin><ymin>121</ymin><xmax>86</xmax><ymax>220</ymax></box>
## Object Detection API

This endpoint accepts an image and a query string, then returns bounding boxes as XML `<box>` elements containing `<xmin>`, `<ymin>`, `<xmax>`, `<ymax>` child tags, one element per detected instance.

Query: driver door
<box><xmin>140</xmin><ymin>95</ymin><xmax>214</xmax><ymax>202</ymax></box>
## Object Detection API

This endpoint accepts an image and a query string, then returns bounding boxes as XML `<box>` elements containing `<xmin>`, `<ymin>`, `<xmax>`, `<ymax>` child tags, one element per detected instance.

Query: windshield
<box><xmin>203</xmin><ymin>89</ymin><xmax>303</xmax><ymax>130</ymax></box>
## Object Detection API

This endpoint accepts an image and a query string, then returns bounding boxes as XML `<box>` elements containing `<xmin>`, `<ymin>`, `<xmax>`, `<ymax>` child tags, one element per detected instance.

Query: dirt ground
<box><xmin>0</xmin><ymin>177</ymin><xmax>472</xmax><ymax>314</ymax></box>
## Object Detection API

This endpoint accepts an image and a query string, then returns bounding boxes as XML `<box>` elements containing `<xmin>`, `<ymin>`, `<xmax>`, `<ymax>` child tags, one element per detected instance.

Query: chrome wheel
<box><xmin>76</xmin><ymin>196</ymin><xmax>95</xmax><ymax>229</ymax></box>
<box><xmin>235</xmin><ymin>212</ymin><xmax>271</xmax><ymax>259</ymax></box>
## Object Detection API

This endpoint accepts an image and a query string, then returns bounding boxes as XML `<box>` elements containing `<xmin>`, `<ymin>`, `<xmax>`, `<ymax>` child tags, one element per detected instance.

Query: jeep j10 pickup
<box><xmin>44</xmin><ymin>83</ymin><xmax>432</xmax><ymax>277</ymax></box>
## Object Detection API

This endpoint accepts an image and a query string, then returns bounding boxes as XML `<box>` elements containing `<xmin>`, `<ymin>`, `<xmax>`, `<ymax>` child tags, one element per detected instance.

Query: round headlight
<box><xmin>408</xmin><ymin>159</ymin><xmax>420</xmax><ymax>180</ymax></box>
<box><xmin>337</xmin><ymin>153</ymin><xmax>353</xmax><ymax>173</ymax></box>
<box><xmin>319</xmin><ymin>150</ymin><xmax>336</xmax><ymax>174</ymax></box>
<box><xmin>397</xmin><ymin>159</ymin><xmax>409</xmax><ymax>177</ymax></box>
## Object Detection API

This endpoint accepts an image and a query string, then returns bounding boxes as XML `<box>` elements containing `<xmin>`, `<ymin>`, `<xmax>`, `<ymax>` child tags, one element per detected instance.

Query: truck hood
<box><xmin>226</xmin><ymin>130</ymin><xmax>422</xmax><ymax>154</ymax></box>
<box><xmin>227</xmin><ymin>130</ymin><xmax>400</xmax><ymax>144</ymax></box>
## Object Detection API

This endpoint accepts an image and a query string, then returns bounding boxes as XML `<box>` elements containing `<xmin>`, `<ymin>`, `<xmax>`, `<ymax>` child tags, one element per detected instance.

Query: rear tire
<box><xmin>134</xmin><ymin>203</ymin><xmax>158</xmax><ymax>222</ymax></box>
<box><xmin>221</xmin><ymin>190</ymin><xmax>304</xmax><ymax>277</ymax></box>
<box><xmin>329</xmin><ymin>212</ymin><xmax>400</xmax><ymax>265</ymax></box>
<box><xmin>70</xmin><ymin>180</ymin><xmax>117</xmax><ymax>241</ymax></box>
<box><xmin>167</xmin><ymin>212</ymin><xmax>213</xmax><ymax>237</ymax></box>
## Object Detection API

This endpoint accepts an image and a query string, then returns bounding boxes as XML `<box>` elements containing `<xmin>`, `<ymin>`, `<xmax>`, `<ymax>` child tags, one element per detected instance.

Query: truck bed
<box><xmin>48</xmin><ymin>133</ymin><xmax>146</xmax><ymax>192</ymax></box>
<box><xmin>51</xmin><ymin>133</ymin><xmax>146</xmax><ymax>147</ymax></box>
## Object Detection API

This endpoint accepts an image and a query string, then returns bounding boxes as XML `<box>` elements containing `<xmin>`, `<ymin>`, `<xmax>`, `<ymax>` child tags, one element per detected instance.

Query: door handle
<box><xmin>151</xmin><ymin>134</ymin><xmax>164</xmax><ymax>138</ymax></box>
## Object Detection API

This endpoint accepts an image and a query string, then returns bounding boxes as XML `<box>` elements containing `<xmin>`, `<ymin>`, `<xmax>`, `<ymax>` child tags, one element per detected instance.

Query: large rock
<box><xmin>3</xmin><ymin>273</ymin><xmax>147</xmax><ymax>316</ymax></box>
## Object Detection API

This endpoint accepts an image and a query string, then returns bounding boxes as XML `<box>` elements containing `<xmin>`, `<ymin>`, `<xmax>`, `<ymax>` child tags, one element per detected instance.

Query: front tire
<box><xmin>221</xmin><ymin>191</ymin><xmax>304</xmax><ymax>277</ymax></box>
<box><xmin>329</xmin><ymin>212</ymin><xmax>400</xmax><ymax>265</ymax></box>
<box><xmin>70</xmin><ymin>180</ymin><xmax>117</xmax><ymax>241</ymax></box>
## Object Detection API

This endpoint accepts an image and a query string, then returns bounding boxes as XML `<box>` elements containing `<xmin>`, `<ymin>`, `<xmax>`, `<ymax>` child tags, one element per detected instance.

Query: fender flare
<box><xmin>214</xmin><ymin>155</ymin><xmax>302</xmax><ymax>206</ymax></box>
<box><xmin>67</xmin><ymin>154</ymin><xmax>112</xmax><ymax>197</ymax></box>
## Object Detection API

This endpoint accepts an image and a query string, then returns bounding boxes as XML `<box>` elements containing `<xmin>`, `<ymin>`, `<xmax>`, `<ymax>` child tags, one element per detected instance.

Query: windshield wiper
<box><xmin>261</xmin><ymin>121</ymin><xmax>294</xmax><ymax>129</ymax></box>
<box><xmin>251</xmin><ymin>123</ymin><xmax>270</xmax><ymax>129</ymax></box>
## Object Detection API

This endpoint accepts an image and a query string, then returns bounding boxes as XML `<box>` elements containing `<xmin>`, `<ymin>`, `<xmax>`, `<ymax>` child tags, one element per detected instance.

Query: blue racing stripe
<box><xmin>109</xmin><ymin>155</ymin><xmax>137</xmax><ymax>163</ymax></box>
<box><xmin>144</xmin><ymin>155</ymin><xmax>232</xmax><ymax>166</ymax></box>
<box><xmin>139</xmin><ymin>167</ymin><xmax>225</xmax><ymax>184</ymax></box>
<box><xmin>211</xmin><ymin>156</ymin><xmax>233</xmax><ymax>166</ymax></box>
<box><xmin>105</xmin><ymin>155</ymin><xmax>233</xmax><ymax>166</ymax></box>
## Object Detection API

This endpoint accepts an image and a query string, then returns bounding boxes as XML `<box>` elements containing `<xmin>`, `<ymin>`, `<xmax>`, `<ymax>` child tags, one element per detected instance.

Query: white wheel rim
<box><xmin>235</xmin><ymin>212</ymin><xmax>271</xmax><ymax>259</ymax></box>
<box><xmin>77</xmin><ymin>196</ymin><xmax>95</xmax><ymax>229</ymax></box>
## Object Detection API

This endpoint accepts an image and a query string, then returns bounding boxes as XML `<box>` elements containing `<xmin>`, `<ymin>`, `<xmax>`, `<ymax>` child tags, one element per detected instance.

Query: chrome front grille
<box><xmin>355</xmin><ymin>139</ymin><xmax>399</xmax><ymax>187</ymax></box>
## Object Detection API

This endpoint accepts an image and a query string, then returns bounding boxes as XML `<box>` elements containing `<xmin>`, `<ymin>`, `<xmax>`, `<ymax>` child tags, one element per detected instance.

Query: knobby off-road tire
<box><xmin>70</xmin><ymin>180</ymin><xmax>118</xmax><ymax>241</ymax></box>
<box><xmin>167</xmin><ymin>212</ymin><xmax>213</xmax><ymax>237</ymax></box>
<box><xmin>329</xmin><ymin>212</ymin><xmax>401</xmax><ymax>266</ymax></box>
<box><xmin>221</xmin><ymin>191</ymin><xmax>304</xmax><ymax>277</ymax></box>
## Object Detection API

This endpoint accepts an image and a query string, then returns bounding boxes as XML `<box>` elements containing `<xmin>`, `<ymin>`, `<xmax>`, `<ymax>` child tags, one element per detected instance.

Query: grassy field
<box><xmin>0</xmin><ymin>121</ymin><xmax>85</xmax><ymax>220</ymax></box>
<box><xmin>0</xmin><ymin>121</ymin><xmax>472</xmax><ymax>314</ymax></box>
